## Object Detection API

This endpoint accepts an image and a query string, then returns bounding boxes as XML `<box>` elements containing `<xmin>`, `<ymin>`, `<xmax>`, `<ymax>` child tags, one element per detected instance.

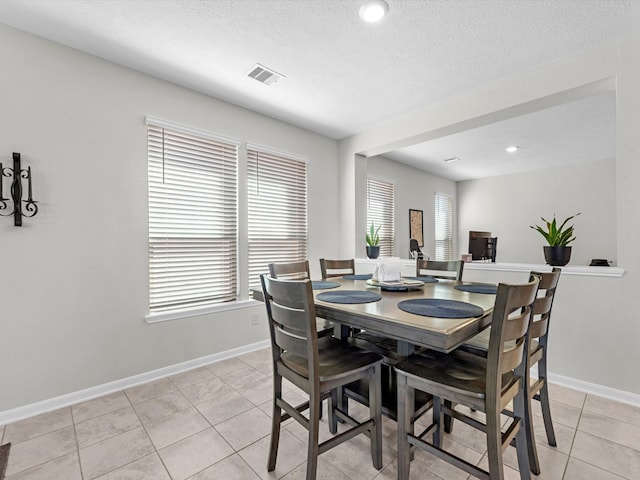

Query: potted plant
<box><xmin>530</xmin><ymin>213</ymin><xmax>580</xmax><ymax>266</ymax></box>
<box><xmin>366</xmin><ymin>222</ymin><xmax>381</xmax><ymax>259</ymax></box>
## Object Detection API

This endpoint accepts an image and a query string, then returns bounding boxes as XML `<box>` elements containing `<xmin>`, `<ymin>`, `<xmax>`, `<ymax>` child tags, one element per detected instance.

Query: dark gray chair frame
<box><xmin>260</xmin><ymin>274</ymin><xmax>383</xmax><ymax>480</ymax></box>
<box><xmin>416</xmin><ymin>259</ymin><xmax>464</xmax><ymax>281</ymax></box>
<box><xmin>459</xmin><ymin>267</ymin><xmax>561</xmax><ymax>474</ymax></box>
<box><xmin>319</xmin><ymin>258</ymin><xmax>355</xmax><ymax>279</ymax></box>
<box><xmin>395</xmin><ymin>277</ymin><xmax>540</xmax><ymax>480</ymax></box>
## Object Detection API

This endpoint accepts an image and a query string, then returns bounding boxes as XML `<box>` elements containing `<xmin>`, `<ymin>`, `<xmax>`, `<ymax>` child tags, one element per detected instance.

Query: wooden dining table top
<box><xmin>255</xmin><ymin>276</ymin><xmax>497</xmax><ymax>354</ymax></box>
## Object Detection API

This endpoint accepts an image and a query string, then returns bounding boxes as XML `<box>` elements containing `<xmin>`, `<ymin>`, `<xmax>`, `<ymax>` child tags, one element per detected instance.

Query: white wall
<box><xmin>339</xmin><ymin>34</ymin><xmax>640</xmax><ymax>397</ymax></box>
<box><xmin>0</xmin><ymin>24</ymin><xmax>340</xmax><ymax>412</ymax></box>
<box><xmin>367</xmin><ymin>155</ymin><xmax>456</xmax><ymax>259</ymax></box>
<box><xmin>458</xmin><ymin>158</ymin><xmax>617</xmax><ymax>265</ymax></box>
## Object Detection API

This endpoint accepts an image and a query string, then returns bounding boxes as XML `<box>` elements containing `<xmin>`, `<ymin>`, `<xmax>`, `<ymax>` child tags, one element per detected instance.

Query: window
<box><xmin>367</xmin><ymin>177</ymin><xmax>395</xmax><ymax>257</ymax></box>
<box><xmin>435</xmin><ymin>192</ymin><xmax>453</xmax><ymax>261</ymax></box>
<box><xmin>247</xmin><ymin>148</ymin><xmax>308</xmax><ymax>290</ymax></box>
<box><xmin>147</xmin><ymin>119</ymin><xmax>238</xmax><ymax>313</ymax></box>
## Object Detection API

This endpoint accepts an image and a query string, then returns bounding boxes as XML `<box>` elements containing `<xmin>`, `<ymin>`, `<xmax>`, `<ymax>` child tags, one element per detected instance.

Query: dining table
<box><xmin>253</xmin><ymin>273</ymin><xmax>499</xmax><ymax>420</ymax></box>
<box><xmin>308</xmin><ymin>275</ymin><xmax>497</xmax><ymax>355</ymax></box>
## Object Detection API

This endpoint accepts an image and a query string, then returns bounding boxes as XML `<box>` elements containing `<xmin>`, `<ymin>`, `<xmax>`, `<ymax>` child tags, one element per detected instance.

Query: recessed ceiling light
<box><xmin>444</xmin><ymin>157</ymin><xmax>459</xmax><ymax>163</ymax></box>
<box><xmin>359</xmin><ymin>0</ymin><xmax>389</xmax><ymax>22</ymax></box>
<box><xmin>505</xmin><ymin>146</ymin><xmax>519</xmax><ymax>153</ymax></box>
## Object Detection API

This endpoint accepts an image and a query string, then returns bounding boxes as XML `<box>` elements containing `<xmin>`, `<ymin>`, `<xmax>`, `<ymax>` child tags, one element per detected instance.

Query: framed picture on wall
<box><xmin>409</xmin><ymin>209</ymin><xmax>424</xmax><ymax>246</ymax></box>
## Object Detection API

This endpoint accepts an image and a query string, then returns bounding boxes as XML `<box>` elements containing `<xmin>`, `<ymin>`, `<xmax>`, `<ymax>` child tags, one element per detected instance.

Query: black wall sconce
<box><xmin>1</xmin><ymin>152</ymin><xmax>38</xmax><ymax>226</ymax></box>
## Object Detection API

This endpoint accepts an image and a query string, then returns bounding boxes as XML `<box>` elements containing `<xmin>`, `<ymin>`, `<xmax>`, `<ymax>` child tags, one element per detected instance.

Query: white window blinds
<box><xmin>247</xmin><ymin>148</ymin><xmax>308</xmax><ymax>290</ymax></box>
<box><xmin>435</xmin><ymin>192</ymin><xmax>453</xmax><ymax>261</ymax></box>
<box><xmin>367</xmin><ymin>177</ymin><xmax>395</xmax><ymax>257</ymax></box>
<box><xmin>147</xmin><ymin>122</ymin><xmax>238</xmax><ymax>313</ymax></box>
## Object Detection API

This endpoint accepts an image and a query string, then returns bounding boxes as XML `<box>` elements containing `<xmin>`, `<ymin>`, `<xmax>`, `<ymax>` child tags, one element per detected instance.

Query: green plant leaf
<box><xmin>530</xmin><ymin>213</ymin><xmax>581</xmax><ymax>246</ymax></box>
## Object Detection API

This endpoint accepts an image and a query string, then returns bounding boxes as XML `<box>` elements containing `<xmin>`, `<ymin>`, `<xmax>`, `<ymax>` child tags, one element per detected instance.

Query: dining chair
<box><xmin>260</xmin><ymin>274</ymin><xmax>383</xmax><ymax>480</ymax></box>
<box><xmin>268</xmin><ymin>261</ymin><xmax>334</xmax><ymax>340</ymax></box>
<box><xmin>459</xmin><ymin>267</ymin><xmax>561</xmax><ymax>474</ymax></box>
<box><xmin>395</xmin><ymin>276</ymin><xmax>540</xmax><ymax>480</ymax></box>
<box><xmin>319</xmin><ymin>258</ymin><xmax>355</xmax><ymax>278</ymax></box>
<box><xmin>416</xmin><ymin>259</ymin><xmax>464</xmax><ymax>280</ymax></box>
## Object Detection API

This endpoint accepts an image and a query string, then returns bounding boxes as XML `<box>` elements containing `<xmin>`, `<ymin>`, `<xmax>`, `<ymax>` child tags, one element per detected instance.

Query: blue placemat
<box><xmin>402</xmin><ymin>276</ymin><xmax>438</xmax><ymax>283</ymax></box>
<box><xmin>398</xmin><ymin>299</ymin><xmax>484</xmax><ymax>318</ymax></box>
<box><xmin>316</xmin><ymin>290</ymin><xmax>382</xmax><ymax>304</ymax></box>
<box><xmin>311</xmin><ymin>280</ymin><xmax>341</xmax><ymax>290</ymax></box>
<box><xmin>343</xmin><ymin>274</ymin><xmax>373</xmax><ymax>280</ymax></box>
<box><xmin>455</xmin><ymin>284</ymin><xmax>498</xmax><ymax>295</ymax></box>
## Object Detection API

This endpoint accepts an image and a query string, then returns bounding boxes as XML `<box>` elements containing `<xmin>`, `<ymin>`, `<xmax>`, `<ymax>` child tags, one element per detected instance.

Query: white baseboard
<box><xmin>0</xmin><ymin>340</ymin><xmax>270</xmax><ymax>426</ymax></box>
<box><xmin>2</xmin><ymin>341</ymin><xmax>638</xmax><ymax>426</ymax></box>
<box><xmin>545</xmin><ymin>370</ymin><xmax>640</xmax><ymax>408</ymax></box>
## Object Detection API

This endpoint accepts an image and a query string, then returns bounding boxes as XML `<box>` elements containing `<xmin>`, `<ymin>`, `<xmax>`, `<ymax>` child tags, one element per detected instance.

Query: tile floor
<box><xmin>1</xmin><ymin>347</ymin><xmax>639</xmax><ymax>479</ymax></box>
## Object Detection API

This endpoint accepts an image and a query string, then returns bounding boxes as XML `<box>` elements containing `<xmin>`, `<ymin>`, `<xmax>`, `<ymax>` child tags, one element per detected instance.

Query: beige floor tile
<box><xmin>233</xmin><ymin>375</ymin><xmax>275</xmax><ymax>406</ymax></box>
<box><xmin>563</xmin><ymin>457</ymin><xmax>626</xmax><ymax>480</ymax></box>
<box><xmin>219</xmin><ymin>367</ymin><xmax>269</xmax><ymax>392</ymax></box>
<box><xmin>583</xmin><ymin>394</ymin><xmax>640</xmax><ymax>427</ymax></box>
<box><xmin>578</xmin><ymin>409</ymin><xmax>640</xmax><ymax>451</ymax></box>
<box><xmin>547</xmin><ymin>383</ymin><xmax>586</xmax><ymax>409</ymax></box>
<box><xmin>93</xmin><ymin>453</ymin><xmax>171</xmax><ymax>480</ymax></box>
<box><xmin>206</xmin><ymin>357</ymin><xmax>254</xmax><ymax>378</ymax></box>
<box><xmin>503</xmin><ymin>441</ymin><xmax>569</xmax><ymax>479</ymax></box>
<box><xmin>238</xmin><ymin>348</ymin><xmax>272</xmax><ymax>369</ymax></box>
<box><xmin>79</xmin><ymin>426</ymin><xmax>154</xmax><ymax>479</ymax></box>
<box><xmin>158</xmin><ymin>427</ymin><xmax>234</xmax><ymax>480</ymax></box>
<box><xmin>533</xmin><ymin>400</ymin><xmax>582</xmax><ymax>430</ymax></box>
<box><xmin>571</xmin><ymin>430</ymin><xmax>640</xmax><ymax>479</ymax></box>
<box><xmin>179</xmin><ymin>377</ymin><xmax>235</xmax><ymax>405</ymax></box>
<box><xmin>169</xmin><ymin>367</ymin><xmax>217</xmax><ymax>389</ymax></box>
<box><xmin>281</xmin><ymin>456</ymin><xmax>356</xmax><ymax>480</ymax></box>
<box><xmin>196</xmin><ymin>390</ymin><xmax>254</xmax><ymax>426</ymax></box>
<box><xmin>133</xmin><ymin>391</ymin><xmax>192</xmax><ymax>424</ymax></box>
<box><xmin>215</xmin><ymin>407</ymin><xmax>272</xmax><ymax>451</ymax></box>
<box><xmin>72</xmin><ymin>391</ymin><xmax>132</xmax><ymax>424</ymax></box>
<box><xmin>373</xmin><ymin>458</ymin><xmax>447</xmax><ymax>480</ymax></box>
<box><xmin>5</xmin><ymin>426</ymin><xmax>76</xmax><ymax>477</ymax></box>
<box><xmin>125</xmin><ymin>378</ymin><xmax>177</xmax><ymax>404</ymax></box>
<box><xmin>188</xmin><ymin>453</ymin><xmax>261</xmax><ymax>479</ymax></box>
<box><xmin>145</xmin><ymin>406</ymin><xmax>210</xmax><ymax>449</ymax></box>
<box><xmin>3</xmin><ymin>408</ymin><xmax>72</xmax><ymax>444</ymax></box>
<box><xmin>412</xmin><ymin>437</ymin><xmax>483</xmax><ymax>480</ymax></box>
<box><xmin>5</xmin><ymin>451</ymin><xmax>82</xmax><ymax>480</ymax></box>
<box><xmin>75</xmin><ymin>406</ymin><xmax>141</xmax><ymax>448</ymax></box>
<box><xmin>238</xmin><ymin>428</ymin><xmax>307</xmax><ymax>480</ymax></box>
<box><xmin>531</xmin><ymin>411</ymin><xmax>576</xmax><ymax>455</ymax></box>
<box><xmin>319</xmin><ymin>431</ymin><xmax>393</xmax><ymax>480</ymax></box>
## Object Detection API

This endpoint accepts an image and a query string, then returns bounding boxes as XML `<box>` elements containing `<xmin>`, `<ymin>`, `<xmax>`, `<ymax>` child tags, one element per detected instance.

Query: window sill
<box><xmin>145</xmin><ymin>299</ymin><xmax>262</xmax><ymax>324</ymax></box>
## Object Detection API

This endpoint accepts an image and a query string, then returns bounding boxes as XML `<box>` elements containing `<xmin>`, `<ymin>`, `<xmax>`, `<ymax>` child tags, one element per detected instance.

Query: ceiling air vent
<box><xmin>247</xmin><ymin>63</ymin><xmax>284</xmax><ymax>85</ymax></box>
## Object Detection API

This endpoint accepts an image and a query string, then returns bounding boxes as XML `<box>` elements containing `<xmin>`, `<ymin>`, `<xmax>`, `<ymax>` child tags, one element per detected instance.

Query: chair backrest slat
<box><xmin>269</xmin><ymin>261</ymin><xmax>311</xmax><ymax>280</ymax></box>
<box><xmin>416</xmin><ymin>259</ymin><xmax>464</xmax><ymax>280</ymax></box>
<box><xmin>487</xmin><ymin>278</ymin><xmax>539</xmax><ymax>383</ymax></box>
<box><xmin>261</xmin><ymin>274</ymin><xmax>318</xmax><ymax>376</ymax></box>
<box><xmin>320</xmin><ymin>258</ymin><xmax>355</xmax><ymax>279</ymax></box>
<box><xmin>528</xmin><ymin>268</ymin><xmax>561</xmax><ymax>341</ymax></box>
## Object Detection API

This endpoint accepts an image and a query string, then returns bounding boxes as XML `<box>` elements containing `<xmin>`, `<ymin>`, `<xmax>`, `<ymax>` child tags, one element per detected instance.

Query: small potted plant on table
<box><xmin>530</xmin><ymin>213</ymin><xmax>580</xmax><ymax>266</ymax></box>
<box><xmin>366</xmin><ymin>222</ymin><xmax>381</xmax><ymax>259</ymax></box>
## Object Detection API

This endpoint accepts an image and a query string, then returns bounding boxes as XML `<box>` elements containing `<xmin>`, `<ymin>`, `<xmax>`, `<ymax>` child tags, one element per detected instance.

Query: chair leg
<box><xmin>396</xmin><ymin>373</ymin><xmax>413</xmax><ymax>480</ymax></box>
<box><xmin>305</xmin><ymin>391</ymin><xmax>321</xmax><ymax>480</ymax></box>
<box><xmin>268</xmin><ymin>374</ymin><xmax>283</xmax><ymax>472</ymax></box>
<box><xmin>444</xmin><ymin>400</ymin><xmax>454</xmax><ymax>433</ymax></box>
<box><xmin>329</xmin><ymin>388</ymin><xmax>338</xmax><ymax>434</ymax></box>
<box><xmin>369</xmin><ymin>363</ymin><xmax>383</xmax><ymax>470</ymax></box>
<box><xmin>538</xmin><ymin>356</ymin><xmax>557</xmax><ymax>446</ymax></box>
<box><xmin>523</xmin><ymin>376</ymin><xmax>541</xmax><ymax>475</ymax></box>
<box><xmin>512</xmin><ymin>387</ymin><xmax>532</xmax><ymax>480</ymax></box>
<box><xmin>432</xmin><ymin>397</ymin><xmax>443</xmax><ymax>447</ymax></box>
<box><xmin>485</xmin><ymin>403</ymin><xmax>506</xmax><ymax>480</ymax></box>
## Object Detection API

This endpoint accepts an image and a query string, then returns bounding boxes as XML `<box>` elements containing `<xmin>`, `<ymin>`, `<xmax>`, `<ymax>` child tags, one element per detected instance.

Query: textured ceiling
<box><xmin>0</xmin><ymin>0</ymin><xmax>637</xmax><ymax>179</ymax></box>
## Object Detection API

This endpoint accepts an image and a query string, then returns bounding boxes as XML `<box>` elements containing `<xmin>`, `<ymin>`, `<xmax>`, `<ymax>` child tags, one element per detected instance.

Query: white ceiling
<box><xmin>0</xmin><ymin>0</ymin><xmax>637</xmax><ymax>180</ymax></box>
